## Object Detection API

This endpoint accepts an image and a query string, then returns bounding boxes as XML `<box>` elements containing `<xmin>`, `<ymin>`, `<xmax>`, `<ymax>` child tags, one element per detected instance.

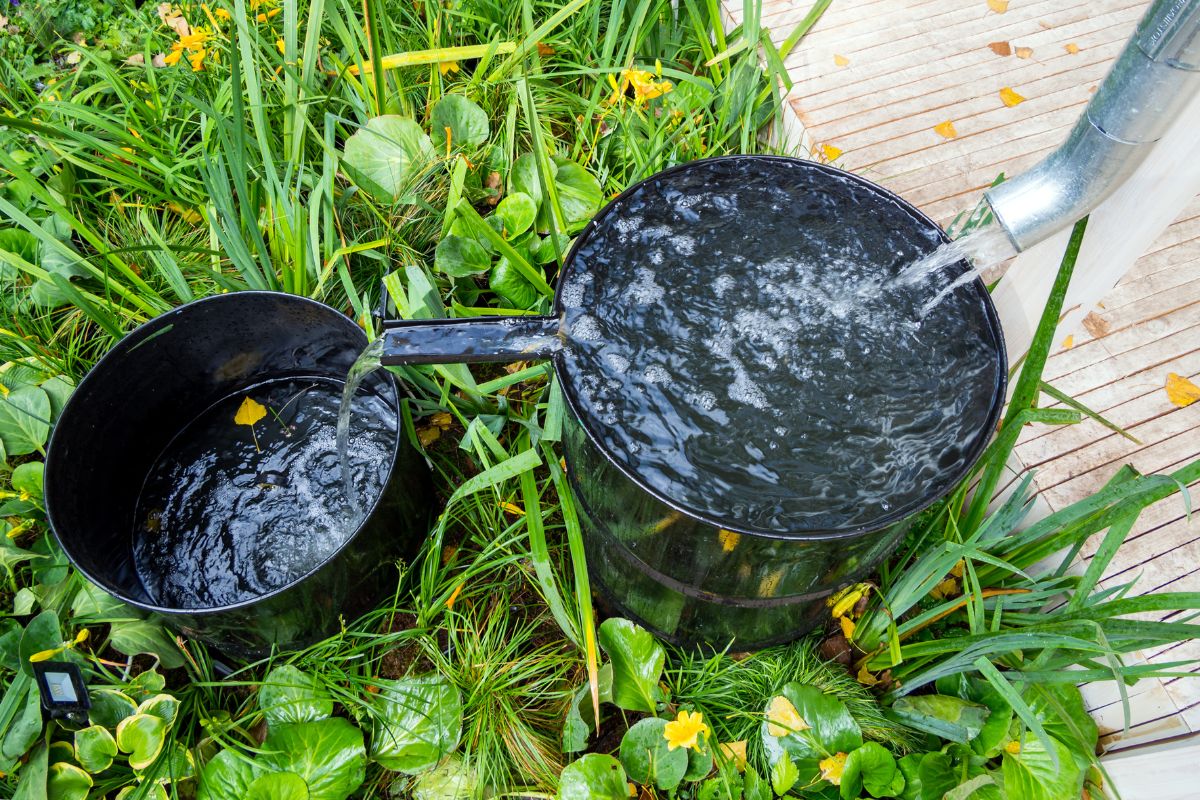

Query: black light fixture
<box><xmin>31</xmin><ymin>661</ymin><xmax>90</xmax><ymax>725</ymax></box>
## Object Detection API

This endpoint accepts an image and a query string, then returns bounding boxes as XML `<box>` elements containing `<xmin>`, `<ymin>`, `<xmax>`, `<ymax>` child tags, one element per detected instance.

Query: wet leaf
<box><xmin>1000</xmin><ymin>87</ymin><xmax>1026</xmax><ymax>107</ymax></box>
<box><xmin>770</xmin><ymin>753</ymin><xmax>799</xmax><ymax>795</ymax></box>
<box><xmin>987</xmin><ymin>41</ymin><xmax>1012</xmax><ymax>56</ymax></box>
<box><xmin>115</xmin><ymin>713</ymin><xmax>167</xmax><ymax>770</ymax></box>
<box><xmin>489</xmin><ymin>253</ymin><xmax>540</xmax><ymax>310</ymax></box>
<box><xmin>342</xmin><ymin>116</ymin><xmax>435</xmax><ymax>203</ymax></box>
<box><xmin>934</xmin><ymin>120</ymin><xmax>958</xmax><ymax>139</ymax></box>
<box><xmin>1015</xmin><ymin>47</ymin><xmax>1034</xmax><ymax>59</ymax></box>
<box><xmin>87</xmin><ymin>690</ymin><xmax>137</xmax><ymax>728</ymax></box>
<box><xmin>619</xmin><ymin>718</ymin><xmax>688</xmax><ymax>790</ymax></box>
<box><xmin>434</xmin><ymin>235</ymin><xmax>492</xmax><ymax>278</ymax></box>
<box><xmin>0</xmin><ymin>386</ymin><xmax>51</xmax><ymax>456</ymax></box>
<box><xmin>559</xmin><ymin>754</ymin><xmax>628</xmax><ymax>800</ymax></box>
<box><xmin>258</xmin><ymin>719</ymin><xmax>366</xmax><ymax>800</ymax></box>
<box><xmin>197</xmin><ymin>749</ymin><xmax>259</xmax><ymax>800</ymax></box>
<box><xmin>820</xmin><ymin>143</ymin><xmax>843</xmax><ymax>161</ymax></box>
<box><xmin>234</xmin><ymin>397</ymin><xmax>266</xmax><ymax>426</ymax></box>
<box><xmin>430</xmin><ymin>95</ymin><xmax>489</xmax><ymax>149</ymax></box>
<box><xmin>598</xmin><ymin>619</ymin><xmax>665</xmax><ymax>713</ymax></box>
<box><xmin>1166</xmin><ymin>373</ymin><xmax>1200</xmax><ymax>407</ymax></box>
<box><xmin>841</xmin><ymin>742</ymin><xmax>901</xmax><ymax>799</ymax></box>
<box><xmin>411</xmin><ymin>755</ymin><xmax>478</xmax><ymax>800</ymax></box>
<box><xmin>260</xmin><ymin>665</ymin><xmax>334</xmax><ymax>728</ymax></box>
<box><xmin>762</xmin><ymin>684</ymin><xmax>862</xmax><ymax>767</ymax></box>
<box><xmin>368</xmin><ymin>675</ymin><xmax>462</xmax><ymax>775</ymax></box>
<box><xmin>74</xmin><ymin>726</ymin><xmax>117</xmax><ymax>774</ymax></box>
<box><xmin>889</xmin><ymin>695</ymin><xmax>990</xmax><ymax>743</ymax></box>
<box><xmin>48</xmin><ymin>761</ymin><xmax>93</xmax><ymax>800</ymax></box>
<box><xmin>494</xmin><ymin>192</ymin><xmax>537</xmax><ymax>238</ymax></box>
<box><xmin>1065</xmin><ymin>43</ymin><xmax>1080</xmax><ymax>54</ymax></box>
<box><xmin>109</xmin><ymin>619</ymin><xmax>185</xmax><ymax>669</ymax></box>
<box><xmin>987</xmin><ymin>0</ymin><xmax>1008</xmax><ymax>12</ymax></box>
<box><xmin>246</xmin><ymin>772</ymin><xmax>310</xmax><ymax>800</ymax></box>
<box><xmin>833</xmin><ymin>54</ymin><xmax>849</xmax><ymax>67</ymax></box>
<box><xmin>1001</xmin><ymin>734</ymin><xmax>1081</xmax><ymax>800</ymax></box>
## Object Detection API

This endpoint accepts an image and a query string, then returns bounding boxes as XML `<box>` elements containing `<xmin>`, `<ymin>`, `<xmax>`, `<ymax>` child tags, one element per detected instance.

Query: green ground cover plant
<box><xmin>0</xmin><ymin>2</ymin><xmax>1197</xmax><ymax>799</ymax></box>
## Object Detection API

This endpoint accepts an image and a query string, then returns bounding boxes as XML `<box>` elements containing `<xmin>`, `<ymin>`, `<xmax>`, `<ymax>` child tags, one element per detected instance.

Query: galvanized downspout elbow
<box><xmin>984</xmin><ymin>0</ymin><xmax>1200</xmax><ymax>252</ymax></box>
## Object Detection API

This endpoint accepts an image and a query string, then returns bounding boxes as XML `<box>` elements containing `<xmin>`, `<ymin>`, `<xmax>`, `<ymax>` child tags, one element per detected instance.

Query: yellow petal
<box><xmin>987</xmin><ymin>0</ymin><xmax>1008</xmax><ymax>12</ymax></box>
<box><xmin>828</xmin><ymin>583</ymin><xmax>867</xmax><ymax>619</ymax></box>
<box><xmin>820</xmin><ymin>143</ymin><xmax>843</xmax><ymax>162</ymax></box>
<box><xmin>719</xmin><ymin>740</ymin><xmax>748</xmax><ymax>771</ymax></box>
<box><xmin>234</xmin><ymin>396</ymin><xmax>267</xmax><ymax>426</ymax></box>
<box><xmin>1065</xmin><ymin>43</ymin><xmax>1080</xmax><ymax>54</ymax></box>
<box><xmin>933</xmin><ymin>120</ymin><xmax>958</xmax><ymax>139</ymax></box>
<box><xmin>839</xmin><ymin>615</ymin><xmax>856</xmax><ymax>640</ymax></box>
<box><xmin>163</xmin><ymin>49</ymin><xmax>184</xmax><ymax>66</ymax></box>
<box><xmin>718</xmin><ymin>529</ymin><xmax>741</xmax><ymax>553</ymax></box>
<box><xmin>1005</xmin><ymin>740</ymin><xmax>1021</xmax><ymax>754</ymax></box>
<box><xmin>833</xmin><ymin>54</ymin><xmax>849</xmax><ymax>67</ymax></box>
<box><xmin>1166</xmin><ymin>373</ymin><xmax>1200</xmax><ymax>408</ymax></box>
<box><xmin>999</xmin><ymin>87</ymin><xmax>1026</xmax><ymax>107</ymax></box>
<box><xmin>766</xmin><ymin>695</ymin><xmax>809</xmax><ymax>737</ymax></box>
<box><xmin>29</xmin><ymin>647</ymin><xmax>64</xmax><ymax>663</ymax></box>
<box><xmin>663</xmin><ymin>709</ymin><xmax>708</xmax><ymax>751</ymax></box>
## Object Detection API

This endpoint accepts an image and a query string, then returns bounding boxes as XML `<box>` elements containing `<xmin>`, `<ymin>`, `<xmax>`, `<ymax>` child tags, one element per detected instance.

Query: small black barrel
<box><xmin>45</xmin><ymin>292</ymin><xmax>431</xmax><ymax>658</ymax></box>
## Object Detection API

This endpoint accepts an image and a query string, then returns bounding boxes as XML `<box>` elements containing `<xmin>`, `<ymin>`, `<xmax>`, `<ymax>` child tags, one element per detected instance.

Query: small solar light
<box><xmin>31</xmin><ymin>661</ymin><xmax>90</xmax><ymax>725</ymax></box>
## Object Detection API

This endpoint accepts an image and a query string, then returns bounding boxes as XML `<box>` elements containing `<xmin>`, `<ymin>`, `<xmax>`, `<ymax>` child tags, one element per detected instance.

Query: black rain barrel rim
<box><xmin>552</xmin><ymin>154</ymin><xmax>1008</xmax><ymax>542</ymax></box>
<box><xmin>44</xmin><ymin>290</ymin><xmax>405</xmax><ymax>617</ymax></box>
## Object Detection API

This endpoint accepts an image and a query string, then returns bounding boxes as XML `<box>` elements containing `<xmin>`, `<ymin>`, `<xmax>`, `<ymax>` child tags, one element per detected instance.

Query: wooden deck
<box><xmin>731</xmin><ymin>0</ymin><xmax>1200</xmax><ymax>750</ymax></box>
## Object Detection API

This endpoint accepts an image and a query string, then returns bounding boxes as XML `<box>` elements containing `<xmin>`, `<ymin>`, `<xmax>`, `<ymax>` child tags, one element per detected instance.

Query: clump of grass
<box><xmin>665</xmin><ymin>639</ymin><xmax>917</xmax><ymax>766</ymax></box>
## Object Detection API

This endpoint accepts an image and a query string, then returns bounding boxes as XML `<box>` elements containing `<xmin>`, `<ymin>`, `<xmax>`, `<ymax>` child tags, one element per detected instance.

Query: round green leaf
<box><xmin>1024</xmin><ymin>684</ymin><xmax>1098</xmax><ymax>757</ymax></box>
<box><xmin>547</xmin><ymin>157</ymin><xmax>603</xmax><ymax>232</ymax></box>
<box><xmin>761</xmin><ymin>683</ymin><xmax>862</xmax><ymax>766</ymax></box>
<box><xmin>840</xmin><ymin>742</ymin><xmax>899</xmax><ymax>800</ymax></box>
<box><xmin>41</xmin><ymin>375</ymin><xmax>74</xmax><ymax>421</ymax></box>
<box><xmin>115</xmin><ymin>713</ymin><xmax>167</xmax><ymax>770</ymax></box>
<box><xmin>197</xmin><ymin>749</ymin><xmax>260</xmax><ymax>800</ymax></box>
<box><xmin>342</xmin><ymin>116</ymin><xmax>435</xmax><ymax>202</ymax></box>
<box><xmin>260</xmin><ymin>665</ymin><xmax>334</xmax><ymax>728</ymax></box>
<box><xmin>1001</xmin><ymin>735</ymin><xmax>1082</xmax><ymax>800</ymax></box>
<box><xmin>559</xmin><ymin>754</ymin><xmax>629</xmax><ymax>800</ymax></box>
<box><xmin>247</xmin><ymin>771</ymin><xmax>310</xmax><ymax>800</ymax></box>
<box><xmin>494</xmin><ymin>192</ymin><xmax>537</xmax><ymax>238</ymax></box>
<box><xmin>48</xmin><ymin>761</ymin><xmax>92</xmax><ymax>800</ymax></box>
<box><xmin>109</xmin><ymin>619</ymin><xmax>186</xmax><ymax>670</ymax></box>
<box><xmin>430</xmin><ymin>94</ymin><xmax>489</xmax><ymax>149</ymax></box>
<box><xmin>684</xmin><ymin>742</ymin><xmax>713</xmax><ymax>781</ymax></box>
<box><xmin>74</xmin><ymin>725</ymin><xmax>117</xmax><ymax>774</ymax></box>
<box><xmin>88</xmin><ymin>689</ymin><xmax>137</xmax><ymax>728</ymax></box>
<box><xmin>258</xmin><ymin>718</ymin><xmax>366</xmax><ymax>800</ymax></box>
<box><xmin>510</xmin><ymin>152</ymin><xmax>554</xmax><ymax>209</ymax></box>
<box><xmin>11</xmin><ymin>462</ymin><xmax>43</xmax><ymax>503</ymax></box>
<box><xmin>137</xmin><ymin>694</ymin><xmax>180</xmax><ymax>726</ymax></box>
<box><xmin>889</xmin><ymin>695</ymin><xmax>990</xmax><ymax>744</ymax></box>
<box><xmin>535</xmin><ymin>232</ymin><xmax>570</xmax><ymax>264</ymax></box>
<box><xmin>618</xmin><ymin>717</ymin><xmax>688</xmax><ymax>790</ymax></box>
<box><xmin>411</xmin><ymin>755</ymin><xmax>478</xmax><ymax>800</ymax></box>
<box><xmin>0</xmin><ymin>386</ymin><xmax>51</xmax><ymax>456</ymax></box>
<box><xmin>488</xmin><ymin>256</ymin><xmax>540</xmax><ymax>310</ymax></box>
<box><xmin>598</xmin><ymin>619</ymin><xmax>665</xmax><ymax>713</ymax></box>
<box><xmin>434</xmin><ymin>235</ymin><xmax>492</xmax><ymax>278</ymax></box>
<box><xmin>18</xmin><ymin>609</ymin><xmax>62</xmax><ymax>675</ymax></box>
<box><xmin>368</xmin><ymin>675</ymin><xmax>462</xmax><ymax>775</ymax></box>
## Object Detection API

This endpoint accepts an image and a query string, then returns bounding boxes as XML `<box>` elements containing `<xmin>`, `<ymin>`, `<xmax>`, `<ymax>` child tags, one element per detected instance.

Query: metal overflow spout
<box><xmin>984</xmin><ymin>0</ymin><xmax>1200</xmax><ymax>252</ymax></box>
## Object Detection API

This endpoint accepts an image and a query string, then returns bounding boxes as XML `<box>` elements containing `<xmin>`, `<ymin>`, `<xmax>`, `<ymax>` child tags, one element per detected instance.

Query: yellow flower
<box><xmin>819</xmin><ymin>753</ymin><xmax>848</xmax><ymax>785</ymax></box>
<box><xmin>766</xmin><ymin>695</ymin><xmax>810</xmax><ymax>738</ymax></box>
<box><xmin>1005</xmin><ymin>740</ymin><xmax>1021</xmax><ymax>755</ymax></box>
<box><xmin>275</xmin><ymin>38</ymin><xmax>285</xmax><ymax>55</ymax></box>
<box><xmin>439</xmin><ymin>61</ymin><xmax>460</xmax><ymax>75</ymax></box>
<box><xmin>828</xmin><ymin>583</ymin><xmax>868</xmax><ymax>619</ymax></box>
<box><xmin>257</xmin><ymin>8</ymin><xmax>282</xmax><ymax>22</ymax></box>
<box><xmin>179</xmin><ymin>30</ymin><xmax>209</xmax><ymax>50</ymax></box>
<box><xmin>663</xmin><ymin>710</ymin><xmax>709</xmax><ymax>751</ymax></box>
<box><xmin>213</xmin><ymin>8</ymin><xmax>232</xmax><ymax>21</ymax></box>
<box><xmin>839</xmin><ymin>615</ymin><xmax>856</xmax><ymax>640</ymax></box>
<box><xmin>163</xmin><ymin>47</ymin><xmax>184</xmax><ymax>66</ymax></box>
<box><xmin>607</xmin><ymin>67</ymin><xmax>673</xmax><ymax>107</ymax></box>
<box><xmin>189</xmin><ymin>48</ymin><xmax>207</xmax><ymax>71</ymax></box>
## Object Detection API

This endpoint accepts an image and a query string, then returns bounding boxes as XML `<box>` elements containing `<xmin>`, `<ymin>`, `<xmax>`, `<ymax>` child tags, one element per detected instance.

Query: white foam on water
<box><xmin>627</xmin><ymin>268</ymin><xmax>665</xmax><ymax>304</ymax></box>
<box><xmin>603</xmin><ymin>352</ymin><xmax>630</xmax><ymax>373</ymax></box>
<box><xmin>643</xmin><ymin>364</ymin><xmax>670</xmax><ymax>384</ymax></box>
<box><xmin>570</xmin><ymin>315</ymin><xmax>602</xmax><ymax>341</ymax></box>
<box><xmin>713</xmin><ymin>274</ymin><xmax>735</xmax><ymax>298</ymax></box>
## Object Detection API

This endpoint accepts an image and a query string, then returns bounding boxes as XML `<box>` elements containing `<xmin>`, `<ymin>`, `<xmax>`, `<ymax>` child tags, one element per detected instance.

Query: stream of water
<box><xmin>337</xmin><ymin>337</ymin><xmax>385</xmax><ymax>507</ymax></box>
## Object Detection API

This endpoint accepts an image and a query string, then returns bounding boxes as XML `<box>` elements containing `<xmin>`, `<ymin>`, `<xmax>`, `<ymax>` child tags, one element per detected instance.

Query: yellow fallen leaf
<box><xmin>856</xmin><ymin>663</ymin><xmax>880</xmax><ymax>686</ymax></box>
<box><xmin>987</xmin><ymin>0</ymin><xmax>1008</xmax><ymax>12</ymax></box>
<box><xmin>950</xmin><ymin>559</ymin><xmax>965</xmax><ymax>578</ymax></box>
<box><xmin>839</xmin><ymin>615</ymin><xmax>856</xmax><ymax>640</ymax></box>
<box><xmin>766</xmin><ymin>695</ymin><xmax>810</xmax><ymax>737</ymax></box>
<box><xmin>1061</xmin><ymin>335</ymin><xmax>1074</xmax><ymax>349</ymax></box>
<box><xmin>417</xmin><ymin>426</ymin><xmax>442</xmax><ymax>447</ymax></box>
<box><xmin>1166</xmin><ymin>373</ymin><xmax>1200</xmax><ymax>408</ymax></box>
<box><xmin>930</xmin><ymin>577</ymin><xmax>959</xmax><ymax>600</ymax></box>
<box><xmin>834</xmin><ymin>54</ymin><xmax>850</xmax><ymax>67</ymax></box>
<box><xmin>1065</xmin><ymin>43</ymin><xmax>1081</xmax><ymax>54</ymax></box>
<box><xmin>933</xmin><ymin>120</ymin><xmax>958</xmax><ymax>139</ymax></box>
<box><xmin>234</xmin><ymin>396</ymin><xmax>267</xmax><ymax>426</ymax></box>
<box><xmin>999</xmin><ymin>87</ymin><xmax>1026</xmax><ymax>107</ymax></box>
<box><xmin>719</xmin><ymin>740</ymin><xmax>748</xmax><ymax>771</ymax></box>
<box><xmin>820</xmin><ymin>143</ymin><xmax>843</xmax><ymax>161</ymax></box>
<box><xmin>988</xmin><ymin>41</ymin><xmax>1012</xmax><ymax>56</ymax></box>
<box><xmin>1015</xmin><ymin>46</ymin><xmax>1034</xmax><ymax>59</ymax></box>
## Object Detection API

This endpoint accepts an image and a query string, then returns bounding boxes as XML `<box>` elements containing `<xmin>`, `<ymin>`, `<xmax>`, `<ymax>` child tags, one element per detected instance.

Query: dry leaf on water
<box><xmin>988</xmin><ymin>41</ymin><xmax>1012</xmax><ymax>56</ymax></box>
<box><xmin>1066</xmin><ymin>42</ymin><xmax>1081</xmax><ymax>54</ymax></box>
<box><xmin>234</xmin><ymin>396</ymin><xmax>267</xmax><ymax>426</ymax></box>
<box><xmin>933</xmin><ymin>120</ymin><xmax>958</xmax><ymax>139</ymax></box>
<box><xmin>820</xmin><ymin>143</ymin><xmax>843</xmax><ymax>161</ymax></box>
<box><xmin>987</xmin><ymin>0</ymin><xmax>1008</xmax><ymax>13</ymax></box>
<box><xmin>1015</xmin><ymin>46</ymin><xmax>1034</xmax><ymax>59</ymax></box>
<box><xmin>1166</xmin><ymin>373</ymin><xmax>1200</xmax><ymax>408</ymax></box>
<box><xmin>999</xmin><ymin>86</ymin><xmax>1026</xmax><ymax>107</ymax></box>
<box><xmin>834</xmin><ymin>53</ymin><xmax>850</xmax><ymax>67</ymax></box>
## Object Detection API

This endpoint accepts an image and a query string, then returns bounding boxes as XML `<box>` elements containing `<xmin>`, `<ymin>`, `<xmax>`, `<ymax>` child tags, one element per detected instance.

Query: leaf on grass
<box><xmin>234</xmin><ymin>397</ymin><xmax>266</xmax><ymax>426</ymax></box>
<box><xmin>1000</xmin><ymin>87</ymin><xmax>1026</xmax><ymax>107</ymax></box>
<box><xmin>1065</xmin><ymin>43</ymin><xmax>1080</xmax><ymax>54</ymax></box>
<box><xmin>987</xmin><ymin>0</ymin><xmax>1008</xmax><ymax>12</ymax></box>
<box><xmin>988</xmin><ymin>41</ymin><xmax>1012</xmax><ymax>56</ymax></box>
<box><xmin>719</xmin><ymin>741</ymin><xmax>747</xmax><ymax>772</ymax></box>
<box><xmin>833</xmin><ymin>54</ymin><xmax>849</xmax><ymax>67</ymax></box>
<box><xmin>1166</xmin><ymin>373</ymin><xmax>1200</xmax><ymax>408</ymax></box>
<box><xmin>819</xmin><ymin>143</ymin><xmax>843</xmax><ymax>161</ymax></box>
<box><xmin>934</xmin><ymin>120</ymin><xmax>958</xmax><ymax>139</ymax></box>
<box><xmin>1015</xmin><ymin>46</ymin><xmax>1034</xmax><ymax>59</ymax></box>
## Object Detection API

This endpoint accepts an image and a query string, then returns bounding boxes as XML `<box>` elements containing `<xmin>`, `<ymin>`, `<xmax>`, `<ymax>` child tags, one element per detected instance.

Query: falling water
<box><xmin>338</xmin><ymin>337</ymin><xmax>385</xmax><ymax>506</ymax></box>
<box><xmin>889</xmin><ymin>223</ymin><xmax>1018</xmax><ymax>313</ymax></box>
